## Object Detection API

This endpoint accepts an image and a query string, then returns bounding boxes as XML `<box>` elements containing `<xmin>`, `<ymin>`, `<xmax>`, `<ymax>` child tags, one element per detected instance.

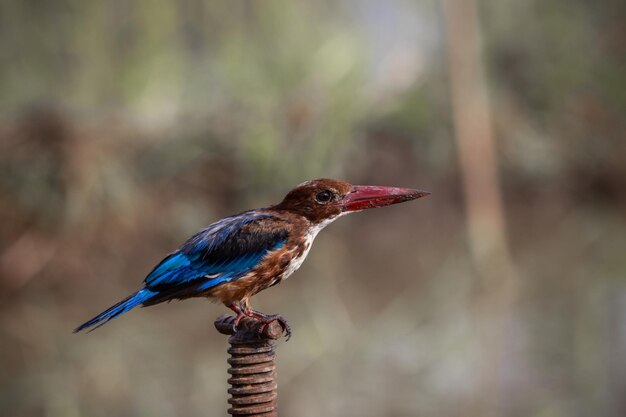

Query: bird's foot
<box><xmin>232</xmin><ymin>312</ymin><xmax>247</xmax><ymax>333</ymax></box>
<box><xmin>247</xmin><ymin>311</ymin><xmax>292</xmax><ymax>341</ymax></box>
<box><xmin>226</xmin><ymin>304</ymin><xmax>291</xmax><ymax>340</ymax></box>
<box><xmin>227</xmin><ymin>304</ymin><xmax>248</xmax><ymax>333</ymax></box>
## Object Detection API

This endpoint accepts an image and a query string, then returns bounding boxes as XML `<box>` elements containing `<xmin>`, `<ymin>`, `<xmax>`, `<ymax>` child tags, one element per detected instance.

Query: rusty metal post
<box><xmin>214</xmin><ymin>315</ymin><xmax>286</xmax><ymax>417</ymax></box>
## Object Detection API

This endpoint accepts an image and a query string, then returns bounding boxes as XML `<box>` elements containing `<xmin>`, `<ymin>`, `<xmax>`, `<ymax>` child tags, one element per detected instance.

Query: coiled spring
<box><xmin>215</xmin><ymin>315</ymin><xmax>285</xmax><ymax>417</ymax></box>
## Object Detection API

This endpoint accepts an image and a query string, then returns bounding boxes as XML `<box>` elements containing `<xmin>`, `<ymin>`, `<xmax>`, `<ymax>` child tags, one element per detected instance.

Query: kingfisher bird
<box><xmin>75</xmin><ymin>178</ymin><xmax>429</xmax><ymax>338</ymax></box>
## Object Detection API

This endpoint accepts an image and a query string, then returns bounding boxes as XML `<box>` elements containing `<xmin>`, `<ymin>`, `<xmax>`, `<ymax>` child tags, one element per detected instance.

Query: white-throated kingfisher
<box><xmin>75</xmin><ymin>179</ymin><xmax>429</xmax><ymax>338</ymax></box>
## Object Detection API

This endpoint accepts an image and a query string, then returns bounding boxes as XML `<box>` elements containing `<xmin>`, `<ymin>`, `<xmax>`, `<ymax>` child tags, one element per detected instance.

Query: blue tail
<box><xmin>74</xmin><ymin>288</ymin><xmax>157</xmax><ymax>333</ymax></box>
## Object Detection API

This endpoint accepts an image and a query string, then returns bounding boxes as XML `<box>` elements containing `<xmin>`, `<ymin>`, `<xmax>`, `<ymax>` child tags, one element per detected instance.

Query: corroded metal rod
<box><xmin>214</xmin><ymin>315</ymin><xmax>286</xmax><ymax>417</ymax></box>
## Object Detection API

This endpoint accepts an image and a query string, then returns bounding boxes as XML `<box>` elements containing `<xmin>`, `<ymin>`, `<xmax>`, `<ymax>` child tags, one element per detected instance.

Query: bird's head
<box><xmin>273</xmin><ymin>178</ymin><xmax>430</xmax><ymax>225</ymax></box>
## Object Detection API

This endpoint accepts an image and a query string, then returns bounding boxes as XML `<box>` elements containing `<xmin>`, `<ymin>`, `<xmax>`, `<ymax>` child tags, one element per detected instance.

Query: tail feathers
<box><xmin>74</xmin><ymin>288</ymin><xmax>157</xmax><ymax>333</ymax></box>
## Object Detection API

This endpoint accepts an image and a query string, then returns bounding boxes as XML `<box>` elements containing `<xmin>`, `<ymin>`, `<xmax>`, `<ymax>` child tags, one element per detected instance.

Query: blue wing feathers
<box><xmin>148</xmin><ymin>253</ymin><xmax>191</xmax><ymax>279</ymax></box>
<box><xmin>144</xmin><ymin>212</ymin><xmax>288</xmax><ymax>290</ymax></box>
<box><xmin>75</xmin><ymin>211</ymin><xmax>289</xmax><ymax>332</ymax></box>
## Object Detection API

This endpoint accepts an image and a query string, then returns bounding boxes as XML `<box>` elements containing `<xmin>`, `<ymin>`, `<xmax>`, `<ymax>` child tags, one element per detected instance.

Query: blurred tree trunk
<box><xmin>443</xmin><ymin>0</ymin><xmax>520</xmax><ymax>415</ymax></box>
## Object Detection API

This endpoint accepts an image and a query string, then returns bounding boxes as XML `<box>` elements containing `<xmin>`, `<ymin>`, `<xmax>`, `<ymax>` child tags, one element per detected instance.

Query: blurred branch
<box><xmin>443</xmin><ymin>0</ymin><xmax>519</xmax><ymax>414</ymax></box>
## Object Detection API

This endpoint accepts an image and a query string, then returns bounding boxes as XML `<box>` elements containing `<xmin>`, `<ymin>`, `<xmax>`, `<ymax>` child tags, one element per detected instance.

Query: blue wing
<box><xmin>74</xmin><ymin>212</ymin><xmax>288</xmax><ymax>332</ymax></box>
<box><xmin>144</xmin><ymin>212</ymin><xmax>288</xmax><ymax>292</ymax></box>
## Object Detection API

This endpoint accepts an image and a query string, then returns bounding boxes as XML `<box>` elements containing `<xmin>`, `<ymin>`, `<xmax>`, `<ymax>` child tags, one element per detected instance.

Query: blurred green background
<box><xmin>1</xmin><ymin>1</ymin><xmax>625</xmax><ymax>416</ymax></box>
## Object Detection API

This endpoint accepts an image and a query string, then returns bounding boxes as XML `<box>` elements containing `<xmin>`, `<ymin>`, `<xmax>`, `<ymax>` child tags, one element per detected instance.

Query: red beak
<box><xmin>340</xmin><ymin>185</ymin><xmax>430</xmax><ymax>212</ymax></box>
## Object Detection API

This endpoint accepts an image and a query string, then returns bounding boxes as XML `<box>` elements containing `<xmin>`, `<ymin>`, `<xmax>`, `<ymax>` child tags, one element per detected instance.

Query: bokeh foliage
<box><xmin>1</xmin><ymin>1</ymin><xmax>624</xmax><ymax>417</ymax></box>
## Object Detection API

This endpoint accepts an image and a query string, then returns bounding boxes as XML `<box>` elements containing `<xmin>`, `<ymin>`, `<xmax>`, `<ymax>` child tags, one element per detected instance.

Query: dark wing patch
<box><xmin>144</xmin><ymin>212</ymin><xmax>288</xmax><ymax>291</ymax></box>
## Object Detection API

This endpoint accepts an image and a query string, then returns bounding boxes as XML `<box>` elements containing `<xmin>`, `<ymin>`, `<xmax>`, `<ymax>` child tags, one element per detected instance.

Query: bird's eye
<box><xmin>315</xmin><ymin>190</ymin><xmax>333</xmax><ymax>203</ymax></box>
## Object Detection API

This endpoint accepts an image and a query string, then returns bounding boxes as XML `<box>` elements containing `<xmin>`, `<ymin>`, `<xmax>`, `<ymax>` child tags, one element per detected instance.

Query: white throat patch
<box><xmin>281</xmin><ymin>213</ymin><xmax>345</xmax><ymax>280</ymax></box>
